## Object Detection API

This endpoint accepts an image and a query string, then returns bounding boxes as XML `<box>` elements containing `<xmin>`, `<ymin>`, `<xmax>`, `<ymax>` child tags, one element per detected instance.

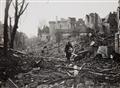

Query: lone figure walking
<box><xmin>64</xmin><ymin>41</ymin><xmax>73</xmax><ymax>63</ymax></box>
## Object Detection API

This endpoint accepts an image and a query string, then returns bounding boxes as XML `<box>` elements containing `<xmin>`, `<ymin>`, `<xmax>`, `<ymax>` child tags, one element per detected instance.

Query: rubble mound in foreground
<box><xmin>0</xmin><ymin>47</ymin><xmax>120</xmax><ymax>88</ymax></box>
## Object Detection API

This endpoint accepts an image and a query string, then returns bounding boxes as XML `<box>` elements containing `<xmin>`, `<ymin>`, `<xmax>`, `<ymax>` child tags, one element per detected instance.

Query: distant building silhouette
<box><xmin>85</xmin><ymin>13</ymin><xmax>102</xmax><ymax>34</ymax></box>
<box><xmin>49</xmin><ymin>17</ymin><xmax>87</xmax><ymax>41</ymax></box>
<box><xmin>38</xmin><ymin>25</ymin><xmax>50</xmax><ymax>42</ymax></box>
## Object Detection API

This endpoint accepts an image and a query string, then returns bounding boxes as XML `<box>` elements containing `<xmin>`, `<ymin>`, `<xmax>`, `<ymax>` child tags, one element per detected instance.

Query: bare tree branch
<box><xmin>10</xmin><ymin>0</ymin><xmax>29</xmax><ymax>48</ymax></box>
<box><xmin>15</xmin><ymin>0</ymin><xmax>18</xmax><ymax>18</ymax></box>
<box><xmin>19</xmin><ymin>0</ymin><xmax>25</xmax><ymax>15</ymax></box>
<box><xmin>19</xmin><ymin>2</ymin><xmax>29</xmax><ymax>17</ymax></box>
<box><xmin>9</xmin><ymin>0</ymin><xmax>12</xmax><ymax>5</ymax></box>
<box><xmin>4</xmin><ymin>0</ymin><xmax>12</xmax><ymax>55</ymax></box>
<box><xmin>18</xmin><ymin>1</ymin><xmax>23</xmax><ymax>6</ymax></box>
<box><xmin>12</xmin><ymin>2</ymin><xmax>15</xmax><ymax>9</ymax></box>
<box><xmin>7</xmin><ymin>0</ymin><xmax>12</xmax><ymax>8</ymax></box>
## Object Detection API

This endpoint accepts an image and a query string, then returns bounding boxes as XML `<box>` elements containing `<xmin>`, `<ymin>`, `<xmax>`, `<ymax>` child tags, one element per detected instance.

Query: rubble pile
<box><xmin>0</xmin><ymin>37</ymin><xmax>120</xmax><ymax>88</ymax></box>
<box><xmin>13</xmin><ymin>56</ymin><xmax>120</xmax><ymax>88</ymax></box>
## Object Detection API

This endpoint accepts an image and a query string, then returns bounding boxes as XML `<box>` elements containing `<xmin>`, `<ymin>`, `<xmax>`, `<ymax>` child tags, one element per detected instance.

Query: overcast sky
<box><xmin>0</xmin><ymin>0</ymin><xmax>118</xmax><ymax>37</ymax></box>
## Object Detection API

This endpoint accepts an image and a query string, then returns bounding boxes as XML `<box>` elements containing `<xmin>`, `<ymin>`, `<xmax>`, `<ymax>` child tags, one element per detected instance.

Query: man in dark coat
<box><xmin>64</xmin><ymin>42</ymin><xmax>73</xmax><ymax>63</ymax></box>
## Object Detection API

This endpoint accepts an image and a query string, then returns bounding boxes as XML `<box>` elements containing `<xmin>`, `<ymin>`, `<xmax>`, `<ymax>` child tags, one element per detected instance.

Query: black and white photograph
<box><xmin>0</xmin><ymin>0</ymin><xmax>120</xmax><ymax>88</ymax></box>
